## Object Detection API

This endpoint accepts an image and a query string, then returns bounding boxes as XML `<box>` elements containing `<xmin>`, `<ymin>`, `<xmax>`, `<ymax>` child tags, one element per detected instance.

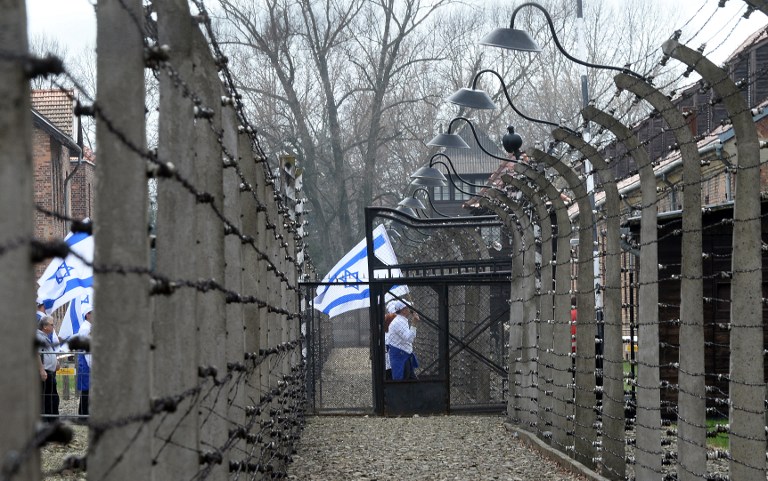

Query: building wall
<box><xmin>70</xmin><ymin>160</ymin><xmax>96</xmax><ymax>221</ymax></box>
<box><xmin>33</xmin><ymin>127</ymin><xmax>68</xmax><ymax>243</ymax></box>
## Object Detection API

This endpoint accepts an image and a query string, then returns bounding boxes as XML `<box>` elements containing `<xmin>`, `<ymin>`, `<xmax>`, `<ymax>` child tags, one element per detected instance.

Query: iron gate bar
<box><xmin>403</xmin><ymin>302</ymin><xmax>508</xmax><ymax>377</ymax></box>
<box><xmin>447</xmin><ymin>307</ymin><xmax>509</xmax><ymax>359</ymax></box>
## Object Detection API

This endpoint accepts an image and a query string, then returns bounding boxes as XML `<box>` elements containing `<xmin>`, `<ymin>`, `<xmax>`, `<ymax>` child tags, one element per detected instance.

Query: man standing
<box><xmin>386</xmin><ymin>300</ymin><xmax>420</xmax><ymax>380</ymax></box>
<box><xmin>37</xmin><ymin>315</ymin><xmax>60</xmax><ymax>419</ymax></box>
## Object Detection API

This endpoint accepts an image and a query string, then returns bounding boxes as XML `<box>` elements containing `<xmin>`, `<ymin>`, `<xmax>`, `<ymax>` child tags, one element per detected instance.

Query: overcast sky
<box><xmin>25</xmin><ymin>0</ymin><xmax>768</xmax><ymax>67</ymax></box>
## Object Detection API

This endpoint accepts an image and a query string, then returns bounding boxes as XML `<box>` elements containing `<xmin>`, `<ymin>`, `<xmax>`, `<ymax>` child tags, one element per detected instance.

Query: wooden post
<box><xmin>151</xmin><ymin>1</ymin><xmax>200</xmax><ymax>478</ymax></box>
<box><xmin>0</xmin><ymin>2</ymin><xmax>39</xmax><ymax>479</ymax></box>
<box><xmin>90</xmin><ymin>0</ymin><xmax>151</xmax><ymax>479</ymax></box>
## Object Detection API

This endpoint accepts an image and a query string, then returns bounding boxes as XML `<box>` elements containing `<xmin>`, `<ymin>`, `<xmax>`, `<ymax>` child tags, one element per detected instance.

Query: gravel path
<box><xmin>286</xmin><ymin>415</ymin><xmax>589</xmax><ymax>481</ymax></box>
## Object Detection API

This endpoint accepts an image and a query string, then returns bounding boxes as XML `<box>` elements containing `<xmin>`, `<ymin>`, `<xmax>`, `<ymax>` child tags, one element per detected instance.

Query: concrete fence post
<box><xmin>190</xmin><ymin>28</ymin><xmax>227</xmax><ymax>481</ymax></box>
<box><xmin>0</xmin><ymin>2</ymin><xmax>39</xmax><ymax>479</ymax></box>
<box><xmin>239</xmin><ymin>140</ymin><xmax>264</xmax><ymax>472</ymax></box>
<box><xmin>507</xmin><ymin>221</ymin><xmax>524</xmax><ymax>422</ymax></box>
<box><xmin>504</xmin><ymin>179</ymin><xmax>555</xmax><ymax>439</ymax></box>
<box><xmin>91</xmin><ymin>0</ymin><xmax>151</xmax><ymax>479</ymax></box>
<box><xmin>529</xmin><ymin>148</ymin><xmax>598</xmax><ymax>469</ymax></box>
<box><xmin>583</xmin><ymin>106</ymin><xmax>662</xmax><ymax>479</ymax></box>
<box><xmin>663</xmin><ymin>39</ymin><xmax>765</xmax><ymax>480</ymax></box>
<box><xmin>221</xmin><ymin>103</ymin><xmax>245</xmax><ymax>462</ymax></box>
<box><xmin>152</xmin><ymin>1</ymin><xmax>201</xmax><ymax>478</ymax></box>
<box><xmin>552</xmin><ymin>127</ymin><xmax>626</xmax><ymax>480</ymax></box>
<box><xmin>503</xmin><ymin>170</ymin><xmax>574</xmax><ymax>453</ymax></box>
<box><xmin>484</xmin><ymin>194</ymin><xmax>539</xmax><ymax>430</ymax></box>
<box><xmin>613</xmin><ymin>73</ymin><xmax>706</xmax><ymax>481</ymax></box>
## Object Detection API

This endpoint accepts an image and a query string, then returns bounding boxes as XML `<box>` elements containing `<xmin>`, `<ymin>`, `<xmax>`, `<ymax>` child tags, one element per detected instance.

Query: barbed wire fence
<box><xmin>485</xmin><ymin>6</ymin><xmax>768</xmax><ymax>479</ymax></box>
<box><xmin>1</xmin><ymin>1</ymin><xmax>307</xmax><ymax>480</ymax></box>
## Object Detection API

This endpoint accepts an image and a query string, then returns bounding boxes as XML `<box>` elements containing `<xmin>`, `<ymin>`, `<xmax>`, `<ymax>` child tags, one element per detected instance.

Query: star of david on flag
<box><xmin>37</xmin><ymin>230</ymin><xmax>94</xmax><ymax>314</ymax></box>
<box><xmin>313</xmin><ymin>224</ymin><xmax>408</xmax><ymax>318</ymax></box>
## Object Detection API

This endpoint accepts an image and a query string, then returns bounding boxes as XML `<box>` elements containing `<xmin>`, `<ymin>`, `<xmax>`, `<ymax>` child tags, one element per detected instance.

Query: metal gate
<box><xmin>303</xmin><ymin>207</ymin><xmax>514</xmax><ymax>415</ymax></box>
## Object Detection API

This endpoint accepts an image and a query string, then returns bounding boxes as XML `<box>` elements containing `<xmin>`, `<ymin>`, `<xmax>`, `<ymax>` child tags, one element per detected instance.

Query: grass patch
<box><xmin>706</xmin><ymin>418</ymin><xmax>729</xmax><ymax>449</ymax></box>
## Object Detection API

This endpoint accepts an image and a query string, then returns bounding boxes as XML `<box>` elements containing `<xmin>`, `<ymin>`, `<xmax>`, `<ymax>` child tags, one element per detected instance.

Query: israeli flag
<box><xmin>313</xmin><ymin>224</ymin><xmax>408</xmax><ymax>318</ymax></box>
<box><xmin>58</xmin><ymin>289</ymin><xmax>93</xmax><ymax>346</ymax></box>
<box><xmin>37</xmin><ymin>231</ymin><xmax>94</xmax><ymax>314</ymax></box>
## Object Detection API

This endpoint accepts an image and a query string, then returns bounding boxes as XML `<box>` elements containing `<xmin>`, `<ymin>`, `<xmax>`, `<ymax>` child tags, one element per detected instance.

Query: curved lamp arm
<box><xmin>471</xmin><ymin>69</ymin><xmax>563</xmax><ymax>128</ymax></box>
<box><xmin>414</xmin><ymin>187</ymin><xmax>451</xmax><ymax>218</ymax></box>
<box><xmin>441</xmin><ymin>116</ymin><xmax>522</xmax><ymax>163</ymax></box>
<box><xmin>496</xmin><ymin>2</ymin><xmax>647</xmax><ymax>81</ymax></box>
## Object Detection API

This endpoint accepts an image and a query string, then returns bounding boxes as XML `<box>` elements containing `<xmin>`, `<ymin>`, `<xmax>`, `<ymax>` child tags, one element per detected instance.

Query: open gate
<box><xmin>302</xmin><ymin>207</ymin><xmax>514</xmax><ymax>415</ymax></box>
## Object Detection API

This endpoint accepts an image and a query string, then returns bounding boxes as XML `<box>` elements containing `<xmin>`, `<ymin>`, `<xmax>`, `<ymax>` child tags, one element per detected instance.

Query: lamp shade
<box><xmin>480</xmin><ymin>28</ymin><xmax>541</xmax><ymax>52</ymax></box>
<box><xmin>411</xmin><ymin>177</ymin><xmax>447</xmax><ymax>188</ymax></box>
<box><xmin>395</xmin><ymin>205</ymin><xmax>417</xmax><ymax>217</ymax></box>
<box><xmin>427</xmin><ymin>132</ymin><xmax>470</xmax><ymax>149</ymax></box>
<box><xmin>447</xmin><ymin>87</ymin><xmax>497</xmax><ymax>110</ymax></box>
<box><xmin>398</xmin><ymin>196</ymin><xmax>427</xmax><ymax>210</ymax></box>
<box><xmin>410</xmin><ymin>166</ymin><xmax>448</xmax><ymax>186</ymax></box>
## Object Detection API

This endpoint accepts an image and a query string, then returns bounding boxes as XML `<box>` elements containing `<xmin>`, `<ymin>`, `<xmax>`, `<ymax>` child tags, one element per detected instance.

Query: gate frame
<box><xmin>365</xmin><ymin>206</ymin><xmax>513</xmax><ymax>416</ymax></box>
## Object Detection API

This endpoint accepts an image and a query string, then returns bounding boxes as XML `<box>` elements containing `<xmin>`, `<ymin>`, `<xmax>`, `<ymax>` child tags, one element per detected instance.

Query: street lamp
<box><xmin>447</xmin><ymin>69</ymin><xmax>564</xmax><ymax>130</ymax></box>
<box><xmin>397</xmin><ymin>187</ymin><xmax>450</xmax><ymax>217</ymax></box>
<box><xmin>480</xmin><ymin>1</ymin><xmax>647</xmax><ymax>80</ymax></box>
<box><xmin>427</xmin><ymin>116</ymin><xmax>525</xmax><ymax>160</ymax></box>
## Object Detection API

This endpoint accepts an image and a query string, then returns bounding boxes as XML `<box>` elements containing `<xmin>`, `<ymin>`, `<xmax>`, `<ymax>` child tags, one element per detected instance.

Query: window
<box><xmin>433</xmin><ymin>185</ymin><xmax>450</xmax><ymax>201</ymax></box>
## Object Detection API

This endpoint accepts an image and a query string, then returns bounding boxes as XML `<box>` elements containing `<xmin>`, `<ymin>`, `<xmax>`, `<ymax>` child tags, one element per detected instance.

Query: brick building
<box><xmin>31</xmin><ymin>89</ymin><xmax>95</xmax><ymax>277</ymax></box>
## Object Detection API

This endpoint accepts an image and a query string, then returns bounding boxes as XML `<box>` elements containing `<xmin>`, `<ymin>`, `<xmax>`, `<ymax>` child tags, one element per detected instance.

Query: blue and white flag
<box><xmin>37</xmin><ymin>231</ymin><xmax>94</xmax><ymax>314</ymax></box>
<box><xmin>313</xmin><ymin>224</ymin><xmax>408</xmax><ymax>318</ymax></box>
<box><xmin>58</xmin><ymin>289</ymin><xmax>93</xmax><ymax>345</ymax></box>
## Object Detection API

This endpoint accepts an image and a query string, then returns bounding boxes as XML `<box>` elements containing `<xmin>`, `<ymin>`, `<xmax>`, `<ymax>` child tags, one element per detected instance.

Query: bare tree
<box><xmin>215</xmin><ymin>0</ymin><xmax>685</xmax><ymax>271</ymax></box>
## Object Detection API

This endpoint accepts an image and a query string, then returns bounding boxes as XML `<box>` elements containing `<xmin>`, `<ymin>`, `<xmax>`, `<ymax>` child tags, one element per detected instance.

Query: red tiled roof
<box><xmin>31</xmin><ymin>89</ymin><xmax>75</xmax><ymax>137</ymax></box>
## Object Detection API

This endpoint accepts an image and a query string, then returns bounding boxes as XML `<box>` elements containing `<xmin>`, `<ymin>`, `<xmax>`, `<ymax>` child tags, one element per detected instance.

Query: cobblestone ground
<box><xmin>286</xmin><ymin>415</ymin><xmax>588</xmax><ymax>481</ymax></box>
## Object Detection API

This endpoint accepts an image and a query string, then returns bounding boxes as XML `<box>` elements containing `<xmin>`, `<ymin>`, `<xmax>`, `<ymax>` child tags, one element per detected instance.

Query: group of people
<box><xmin>383</xmin><ymin>300</ymin><xmax>420</xmax><ymax>381</ymax></box>
<box><xmin>35</xmin><ymin>301</ymin><xmax>93</xmax><ymax>420</ymax></box>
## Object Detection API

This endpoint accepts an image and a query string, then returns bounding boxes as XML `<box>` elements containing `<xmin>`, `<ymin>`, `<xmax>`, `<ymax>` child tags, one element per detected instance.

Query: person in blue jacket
<box><xmin>75</xmin><ymin>305</ymin><xmax>93</xmax><ymax>416</ymax></box>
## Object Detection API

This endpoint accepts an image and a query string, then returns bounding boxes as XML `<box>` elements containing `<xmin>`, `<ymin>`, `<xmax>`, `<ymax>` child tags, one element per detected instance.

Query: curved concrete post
<box><xmin>502</xmin><ymin>178</ymin><xmax>555</xmax><ymax>439</ymax></box>
<box><xmin>503</xmin><ymin>169</ymin><xmax>575</xmax><ymax>453</ymax></box>
<box><xmin>745</xmin><ymin>0</ymin><xmax>768</xmax><ymax>17</ymax></box>
<box><xmin>481</xmin><ymin>195</ymin><xmax>538</xmax><ymax>429</ymax></box>
<box><xmin>551</xmin><ymin>127</ymin><xmax>625</xmax><ymax>480</ymax></box>
<box><xmin>614</xmin><ymin>73</ymin><xmax>705</xmax><ymax>481</ymax></box>
<box><xmin>487</xmin><ymin>193</ymin><xmax>540</xmax><ymax>428</ymax></box>
<box><xmin>528</xmin><ymin>147</ymin><xmax>597</xmax><ymax>468</ymax></box>
<box><xmin>582</xmin><ymin>105</ymin><xmax>661</xmax><ymax>479</ymax></box>
<box><xmin>503</xmin><ymin>213</ymin><xmax>524</xmax><ymax>421</ymax></box>
<box><xmin>663</xmin><ymin>39</ymin><xmax>764</xmax><ymax>480</ymax></box>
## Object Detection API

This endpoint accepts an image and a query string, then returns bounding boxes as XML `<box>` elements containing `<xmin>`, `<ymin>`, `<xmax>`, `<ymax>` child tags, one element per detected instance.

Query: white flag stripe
<box><xmin>58</xmin><ymin>289</ymin><xmax>93</xmax><ymax>342</ymax></box>
<box><xmin>313</xmin><ymin>225</ymin><xmax>408</xmax><ymax>318</ymax></box>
